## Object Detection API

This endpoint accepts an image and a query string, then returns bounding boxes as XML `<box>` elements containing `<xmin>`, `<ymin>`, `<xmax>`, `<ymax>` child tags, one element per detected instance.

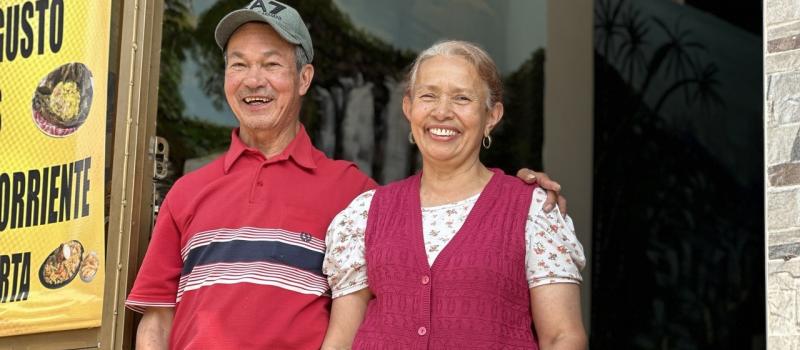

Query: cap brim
<box><xmin>214</xmin><ymin>9</ymin><xmax>302</xmax><ymax>50</ymax></box>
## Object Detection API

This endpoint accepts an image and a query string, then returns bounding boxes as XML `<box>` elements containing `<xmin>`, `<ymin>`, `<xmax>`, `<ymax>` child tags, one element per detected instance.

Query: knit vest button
<box><xmin>417</xmin><ymin>326</ymin><xmax>427</xmax><ymax>336</ymax></box>
<box><xmin>421</xmin><ymin>275</ymin><xmax>430</xmax><ymax>285</ymax></box>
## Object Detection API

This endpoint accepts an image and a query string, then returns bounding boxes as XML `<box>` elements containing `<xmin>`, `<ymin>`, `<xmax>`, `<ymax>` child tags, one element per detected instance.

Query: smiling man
<box><xmin>124</xmin><ymin>1</ymin><xmax>563</xmax><ymax>349</ymax></box>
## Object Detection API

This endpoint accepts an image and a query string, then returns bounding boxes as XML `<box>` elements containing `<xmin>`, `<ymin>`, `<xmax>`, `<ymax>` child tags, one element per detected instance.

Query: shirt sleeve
<box><xmin>526</xmin><ymin>187</ymin><xmax>586</xmax><ymax>288</ymax></box>
<box><xmin>125</xmin><ymin>197</ymin><xmax>185</xmax><ymax>313</ymax></box>
<box><xmin>322</xmin><ymin>190</ymin><xmax>375</xmax><ymax>298</ymax></box>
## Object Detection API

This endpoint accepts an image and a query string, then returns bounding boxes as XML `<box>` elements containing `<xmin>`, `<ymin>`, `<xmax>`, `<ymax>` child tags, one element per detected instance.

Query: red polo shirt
<box><xmin>126</xmin><ymin>125</ymin><xmax>376</xmax><ymax>349</ymax></box>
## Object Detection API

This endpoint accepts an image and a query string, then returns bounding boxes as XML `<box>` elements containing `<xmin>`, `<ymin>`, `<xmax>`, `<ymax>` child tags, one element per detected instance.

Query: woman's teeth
<box><xmin>429</xmin><ymin>128</ymin><xmax>457</xmax><ymax>137</ymax></box>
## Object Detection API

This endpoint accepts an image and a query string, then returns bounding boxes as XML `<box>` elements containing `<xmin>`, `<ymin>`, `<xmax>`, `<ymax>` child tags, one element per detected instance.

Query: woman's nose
<box><xmin>431</xmin><ymin>99</ymin><xmax>454</xmax><ymax>119</ymax></box>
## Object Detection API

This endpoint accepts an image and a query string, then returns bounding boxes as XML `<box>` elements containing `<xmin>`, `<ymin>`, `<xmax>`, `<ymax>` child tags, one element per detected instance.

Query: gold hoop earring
<box><xmin>482</xmin><ymin>135</ymin><xmax>492</xmax><ymax>149</ymax></box>
<box><xmin>408</xmin><ymin>132</ymin><xmax>415</xmax><ymax>145</ymax></box>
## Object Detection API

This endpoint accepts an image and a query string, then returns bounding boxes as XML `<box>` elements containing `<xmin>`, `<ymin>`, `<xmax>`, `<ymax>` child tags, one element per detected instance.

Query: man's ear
<box><xmin>298</xmin><ymin>64</ymin><xmax>315</xmax><ymax>96</ymax></box>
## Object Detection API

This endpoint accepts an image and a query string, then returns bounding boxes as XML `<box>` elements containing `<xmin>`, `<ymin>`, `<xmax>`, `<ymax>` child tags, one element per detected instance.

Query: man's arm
<box><xmin>136</xmin><ymin>307</ymin><xmax>174</xmax><ymax>350</ymax></box>
<box><xmin>516</xmin><ymin>169</ymin><xmax>567</xmax><ymax>215</ymax></box>
<box><xmin>530</xmin><ymin>284</ymin><xmax>587</xmax><ymax>350</ymax></box>
<box><xmin>321</xmin><ymin>288</ymin><xmax>372</xmax><ymax>350</ymax></box>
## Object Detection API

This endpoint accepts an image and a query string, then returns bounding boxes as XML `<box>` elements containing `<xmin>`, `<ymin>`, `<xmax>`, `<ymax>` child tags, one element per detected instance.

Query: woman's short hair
<box><xmin>405</xmin><ymin>40</ymin><xmax>503</xmax><ymax>110</ymax></box>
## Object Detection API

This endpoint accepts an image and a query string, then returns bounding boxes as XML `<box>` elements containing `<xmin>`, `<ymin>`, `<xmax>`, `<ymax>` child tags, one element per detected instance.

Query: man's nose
<box><xmin>243</xmin><ymin>70</ymin><xmax>267</xmax><ymax>89</ymax></box>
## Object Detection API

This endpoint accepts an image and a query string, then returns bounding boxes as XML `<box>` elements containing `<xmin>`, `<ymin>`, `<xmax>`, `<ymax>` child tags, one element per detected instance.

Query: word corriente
<box><xmin>0</xmin><ymin>157</ymin><xmax>91</xmax><ymax>232</ymax></box>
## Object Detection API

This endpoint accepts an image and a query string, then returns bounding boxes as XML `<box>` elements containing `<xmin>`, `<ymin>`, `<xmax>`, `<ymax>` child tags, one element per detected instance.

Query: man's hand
<box><xmin>516</xmin><ymin>168</ymin><xmax>567</xmax><ymax>216</ymax></box>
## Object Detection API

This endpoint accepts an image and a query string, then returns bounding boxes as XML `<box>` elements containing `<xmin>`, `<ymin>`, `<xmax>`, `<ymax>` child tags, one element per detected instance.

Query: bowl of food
<box><xmin>80</xmin><ymin>251</ymin><xmax>99</xmax><ymax>283</ymax></box>
<box><xmin>31</xmin><ymin>62</ymin><xmax>94</xmax><ymax>137</ymax></box>
<box><xmin>39</xmin><ymin>240</ymin><xmax>84</xmax><ymax>289</ymax></box>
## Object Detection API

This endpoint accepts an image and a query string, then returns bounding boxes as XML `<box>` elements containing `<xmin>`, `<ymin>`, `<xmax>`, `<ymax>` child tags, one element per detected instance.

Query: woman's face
<box><xmin>403</xmin><ymin>55</ymin><xmax>502</xmax><ymax>167</ymax></box>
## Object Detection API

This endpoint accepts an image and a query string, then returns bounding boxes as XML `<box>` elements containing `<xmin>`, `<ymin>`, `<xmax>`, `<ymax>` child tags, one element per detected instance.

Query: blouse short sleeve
<box><xmin>526</xmin><ymin>187</ymin><xmax>586</xmax><ymax>288</ymax></box>
<box><xmin>322</xmin><ymin>190</ymin><xmax>375</xmax><ymax>298</ymax></box>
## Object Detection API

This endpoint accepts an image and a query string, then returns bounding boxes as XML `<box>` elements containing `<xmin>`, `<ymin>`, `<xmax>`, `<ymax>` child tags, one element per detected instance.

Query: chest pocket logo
<box><xmin>300</xmin><ymin>232</ymin><xmax>313</xmax><ymax>243</ymax></box>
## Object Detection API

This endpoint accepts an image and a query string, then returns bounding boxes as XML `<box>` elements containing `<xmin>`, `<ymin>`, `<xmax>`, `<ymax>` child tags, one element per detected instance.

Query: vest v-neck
<box><xmin>410</xmin><ymin>169</ymin><xmax>501</xmax><ymax>272</ymax></box>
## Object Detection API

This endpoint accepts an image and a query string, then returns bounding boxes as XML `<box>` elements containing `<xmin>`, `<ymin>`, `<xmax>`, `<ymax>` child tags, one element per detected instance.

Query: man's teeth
<box><xmin>429</xmin><ymin>128</ymin><xmax>457</xmax><ymax>137</ymax></box>
<box><xmin>244</xmin><ymin>97</ymin><xmax>271</xmax><ymax>103</ymax></box>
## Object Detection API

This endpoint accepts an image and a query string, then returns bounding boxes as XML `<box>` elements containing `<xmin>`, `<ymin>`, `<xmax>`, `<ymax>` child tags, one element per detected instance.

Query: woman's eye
<box><xmin>455</xmin><ymin>95</ymin><xmax>472</xmax><ymax>102</ymax></box>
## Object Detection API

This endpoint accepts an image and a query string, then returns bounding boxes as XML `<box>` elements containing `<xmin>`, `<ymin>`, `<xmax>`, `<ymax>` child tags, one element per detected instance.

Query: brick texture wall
<box><xmin>767</xmin><ymin>1</ymin><xmax>800</xmax><ymax>348</ymax></box>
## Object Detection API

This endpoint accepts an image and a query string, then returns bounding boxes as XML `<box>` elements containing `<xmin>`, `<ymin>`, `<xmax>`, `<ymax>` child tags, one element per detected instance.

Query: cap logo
<box><xmin>249</xmin><ymin>0</ymin><xmax>287</xmax><ymax>18</ymax></box>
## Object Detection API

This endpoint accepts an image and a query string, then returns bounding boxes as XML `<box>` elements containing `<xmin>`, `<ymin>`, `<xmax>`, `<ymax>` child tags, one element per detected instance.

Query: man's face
<box><xmin>224</xmin><ymin>22</ymin><xmax>312</xmax><ymax>134</ymax></box>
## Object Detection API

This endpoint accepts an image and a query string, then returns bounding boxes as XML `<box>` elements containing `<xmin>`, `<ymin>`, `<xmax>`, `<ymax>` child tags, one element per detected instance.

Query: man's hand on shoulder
<box><xmin>516</xmin><ymin>168</ymin><xmax>567</xmax><ymax>216</ymax></box>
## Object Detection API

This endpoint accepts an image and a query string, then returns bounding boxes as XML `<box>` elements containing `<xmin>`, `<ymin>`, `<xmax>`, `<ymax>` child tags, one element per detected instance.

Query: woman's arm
<box><xmin>321</xmin><ymin>288</ymin><xmax>373</xmax><ymax>350</ymax></box>
<box><xmin>530</xmin><ymin>283</ymin><xmax>587</xmax><ymax>350</ymax></box>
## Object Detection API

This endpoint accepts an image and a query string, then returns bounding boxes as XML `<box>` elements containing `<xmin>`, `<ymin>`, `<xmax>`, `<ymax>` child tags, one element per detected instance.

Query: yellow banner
<box><xmin>0</xmin><ymin>0</ymin><xmax>110</xmax><ymax>337</ymax></box>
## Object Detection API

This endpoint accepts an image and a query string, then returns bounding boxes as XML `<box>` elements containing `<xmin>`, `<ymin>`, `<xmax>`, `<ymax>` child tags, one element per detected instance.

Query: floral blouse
<box><xmin>323</xmin><ymin>187</ymin><xmax>586</xmax><ymax>298</ymax></box>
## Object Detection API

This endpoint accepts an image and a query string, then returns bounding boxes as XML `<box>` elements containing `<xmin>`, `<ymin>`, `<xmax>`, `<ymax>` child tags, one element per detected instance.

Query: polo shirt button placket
<box><xmin>250</xmin><ymin>162</ymin><xmax>269</xmax><ymax>202</ymax></box>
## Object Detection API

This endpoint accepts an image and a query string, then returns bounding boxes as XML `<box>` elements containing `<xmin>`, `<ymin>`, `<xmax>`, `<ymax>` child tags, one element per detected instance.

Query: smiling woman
<box><xmin>321</xmin><ymin>40</ymin><xmax>586</xmax><ymax>350</ymax></box>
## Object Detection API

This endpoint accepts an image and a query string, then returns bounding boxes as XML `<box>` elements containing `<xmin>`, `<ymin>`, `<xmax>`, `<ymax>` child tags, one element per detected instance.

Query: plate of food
<box><xmin>39</xmin><ymin>240</ymin><xmax>84</xmax><ymax>289</ymax></box>
<box><xmin>31</xmin><ymin>62</ymin><xmax>94</xmax><ymax>137</ymax></box>
<box><xmin>80</xmin><ymin>251</ymin><xmax>99</xmax><ymax>283</ymax></box>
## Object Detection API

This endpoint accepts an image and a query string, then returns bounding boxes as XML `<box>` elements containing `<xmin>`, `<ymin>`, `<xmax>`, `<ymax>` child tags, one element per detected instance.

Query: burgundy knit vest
<box><xmin>354</xmin><ymin>169</ymin><xmax>539</xmax><ymax>350</ymax></box>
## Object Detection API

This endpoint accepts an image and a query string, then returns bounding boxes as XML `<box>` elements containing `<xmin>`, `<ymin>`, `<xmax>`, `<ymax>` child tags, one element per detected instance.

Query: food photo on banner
<box><xmin>0</xmin><ymin>0</ymin><xmax>111</xmax><ymax>337</ymax></box>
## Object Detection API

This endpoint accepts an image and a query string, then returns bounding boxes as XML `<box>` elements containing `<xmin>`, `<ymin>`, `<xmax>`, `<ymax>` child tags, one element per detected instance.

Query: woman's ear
<box><xmin>486</xmin><ymin>102</ymin><xmax>504</xmax><ymax>135</ymax></box>
<box><xmin>402</xmin><ymin>95</ymin><xmax>412</xmax><ymax>123</ymax></box>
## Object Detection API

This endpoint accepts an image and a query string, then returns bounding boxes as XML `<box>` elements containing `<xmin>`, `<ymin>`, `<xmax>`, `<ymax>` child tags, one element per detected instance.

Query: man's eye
<box><xmin>419</xmin><ymin>94</ymin><xmax>435</xmax><ymax>100</ymax></box>
<box><xmin>455</xmin><ymin>96</ymin><xmax>471</xmax><ymax>101</ymax></box>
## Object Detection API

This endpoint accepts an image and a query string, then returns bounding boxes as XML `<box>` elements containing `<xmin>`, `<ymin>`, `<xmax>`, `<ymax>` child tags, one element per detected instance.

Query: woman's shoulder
<box><xmin>491</xmin><ymin>171</ymin><xmax>539</xmax><ymax>193</ymax></box>
<box><xmin>374</xmin><ymin>174</ymin><xmax>420</xmax><ymax>196</ymax></box>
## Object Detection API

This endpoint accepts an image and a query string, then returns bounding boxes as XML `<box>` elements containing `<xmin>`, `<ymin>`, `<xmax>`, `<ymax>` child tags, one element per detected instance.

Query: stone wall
<box><xmin>767</xmin><ymin>1</ymin><xmax>800</xmax><ymax>348</ymax></box>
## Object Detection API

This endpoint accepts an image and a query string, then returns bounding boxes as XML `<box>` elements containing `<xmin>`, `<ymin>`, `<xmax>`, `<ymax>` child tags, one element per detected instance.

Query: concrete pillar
<box><xmin>544</xmin><ymin>0</ymin><xmax>594</xmax><ymax>332</ymax></box>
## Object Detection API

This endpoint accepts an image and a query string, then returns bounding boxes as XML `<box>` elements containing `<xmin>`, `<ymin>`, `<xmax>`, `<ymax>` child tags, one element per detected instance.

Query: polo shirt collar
<box><xmin>224</xmin><ymin>125</ymin><xmax>318</xmax><ymax>173</ymax></box>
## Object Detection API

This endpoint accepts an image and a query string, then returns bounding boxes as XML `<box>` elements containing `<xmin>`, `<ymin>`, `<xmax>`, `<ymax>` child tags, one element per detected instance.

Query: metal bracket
<box><xmin>150</xmin><ymin>136</ymin><xmax>170</xmax><ymax>180</ymax></box>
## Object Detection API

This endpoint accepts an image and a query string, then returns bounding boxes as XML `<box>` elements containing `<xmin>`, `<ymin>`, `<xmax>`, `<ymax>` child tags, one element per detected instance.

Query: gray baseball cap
<box><xmin>214</xmin><ymin>0</ymin><xmax>314</xmax><ymax>63</ymax></box>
